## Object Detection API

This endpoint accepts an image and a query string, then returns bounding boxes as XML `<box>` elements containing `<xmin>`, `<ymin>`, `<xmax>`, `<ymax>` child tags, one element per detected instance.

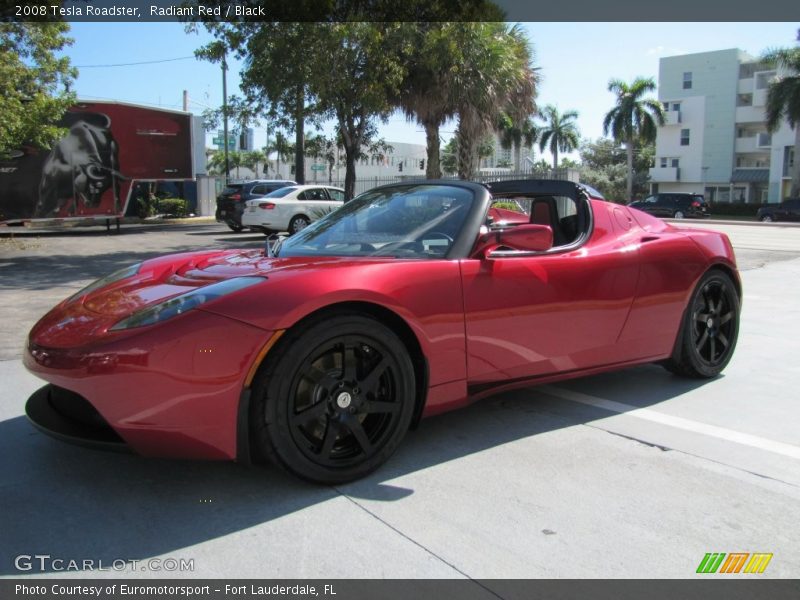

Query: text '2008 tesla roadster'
<box><xmin>24</xmin><ymin>180</ymin><xmax>741</xmax><ymax>483</ymax></box>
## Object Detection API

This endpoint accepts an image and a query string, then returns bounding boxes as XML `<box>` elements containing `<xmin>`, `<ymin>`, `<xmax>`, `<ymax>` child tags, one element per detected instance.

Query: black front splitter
<box><xmin>26</xmin><ymin>384</ymin><xmax>131</xmax><ymax>453</ymax></box>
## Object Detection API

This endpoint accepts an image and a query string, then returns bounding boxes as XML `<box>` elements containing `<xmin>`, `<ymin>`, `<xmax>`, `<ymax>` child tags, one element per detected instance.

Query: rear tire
<box><xmin>288</xmin><ymin>215</ymin><xmax>310</xmax><ymax>235</ymax></box>
<box><xmin>251</xmin><ymin>313</ymin><xmax>416</xmax><ymax>484</ymax></box>
<box><xmin>227</xmin><ymin>221</ymin><xmax>244</xmax><ymax>232</ymax></box>
<box><xmin>760</xmin><ymin>215</ymin><xmax>774</xmax><ymax>223</ymax></box>
<box><xmin>662</xmin><ymin>270</ymin><xmax>740</xmax><ymax>378</ymax></box>
<box><xmin>673</xmin><ymin>210</ymin><xmax>685</xmax><ymax>219</ymax></box>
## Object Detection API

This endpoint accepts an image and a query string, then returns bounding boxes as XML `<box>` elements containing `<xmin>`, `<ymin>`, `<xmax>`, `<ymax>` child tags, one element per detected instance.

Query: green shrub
<box><xmin>492</xmin><ymin>201</ymin><xmax>525</xmax><ymax>212</ymax></box>
<box><xmin>157</xmin><ymin>198</ymin><xmax>189</xmax><ymax>217</ymax></box>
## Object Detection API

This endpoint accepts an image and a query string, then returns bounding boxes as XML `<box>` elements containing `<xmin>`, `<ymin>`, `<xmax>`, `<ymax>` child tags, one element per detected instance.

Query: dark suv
<box><xmin>628</xmin><ymin>193</ymin><xmax>709</xmax><ymax>219</ymax></box>
<box><xmin>756</xmin><ymin>198</ymin><xmax>800</xmax><ymax>222</ymax></box>
<box><xmin>216</xmin><ymin>180</ymin><xmax>296</xmax><ymax>231</ymax></box>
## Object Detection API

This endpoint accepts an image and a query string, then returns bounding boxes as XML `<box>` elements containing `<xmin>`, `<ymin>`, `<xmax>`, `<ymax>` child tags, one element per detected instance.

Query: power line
<box><xmin>74</xmin><ymin>56</ymin><xmax>196</xmax><ymax>68</ymax></box>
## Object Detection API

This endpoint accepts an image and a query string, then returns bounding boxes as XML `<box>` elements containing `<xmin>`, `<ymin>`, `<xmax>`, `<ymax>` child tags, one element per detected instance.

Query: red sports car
<box><xmin>24</xmin><ymin>180</ymin><xmax>741</xmax><ymax>483</ymax></box>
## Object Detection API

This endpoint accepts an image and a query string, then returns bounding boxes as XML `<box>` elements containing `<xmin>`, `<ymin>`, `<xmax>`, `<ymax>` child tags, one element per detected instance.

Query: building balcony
<box><xmin>649</xmin><ymin>166</ymin><xmax>680</xmax><ymax>182</ymax></box>
<box><xmin>735</xmin><ymin>105</ymin><xmax>767</xmax><ymax>123</ymax></box>
<box><xmin>664</xmin><ymin>111</ymin><xmax>682</xmax><ymax>126</ymax></box>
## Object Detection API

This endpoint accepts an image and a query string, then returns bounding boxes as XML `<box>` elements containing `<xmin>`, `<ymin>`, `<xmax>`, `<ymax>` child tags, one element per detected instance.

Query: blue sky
<box><xmin>64</xmin><ymin>22</ymin><xmax>798</xmax><ymax>162</ymax></box>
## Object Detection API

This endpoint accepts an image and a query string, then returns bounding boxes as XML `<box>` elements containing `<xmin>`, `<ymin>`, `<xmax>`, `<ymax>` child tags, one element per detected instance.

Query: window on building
<box><xmin>660</xmin><ymin>157</ymin><xmax>668</xmax><ymax>168</ymax></box>
<box><xmin>683</xmin><ymin>72</ymin><xmax>692</xmax><ymax>90</ymax></box>
<box><xmin>671</xmin><ymin>158</ymin><xmax>680</xmax><ymax>168</ymax></box>
<box><xmin>663</xmin><ymin>102</ymin><xmax>670</xmax><ymax>111</ymax></box>
<box><xmin>680</xmin><ymin>129</ymin><xmax>690</xmax><ymax>146</ymax></box>
<box><xmin>672</xmin><ymin>102</ymin><xmax>681</xmax><ymax>112</ymax></box>
<box><xmin>784</xmin><ymin>146</ymin><xmax>795</xmax><ymax>177</ymax></box>
<box><xmin>755</xmin><ymin>71</ymin><xmax>776</xmax><ymax>90</ymax></box>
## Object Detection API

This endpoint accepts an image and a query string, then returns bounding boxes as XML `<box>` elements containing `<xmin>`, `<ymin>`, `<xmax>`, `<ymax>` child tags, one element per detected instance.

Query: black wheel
<box><xmin>663</xmin><ymin>270</ymin><xmax>740</xmax><ymax>378</ymax></box>
<box><xmin>673</xmin><ymin>210</ymin><xmax>685</xmax><ymax>219</ymax></box>
<box><xmin>288</xmin><ymin>215</ymin><xmax>310</xmax><ymax>235</ymax></box>
<box><xmin>760</xmin><ymin>215</ymin><xmax>773</xmax><ymax>223</ymax></box>
<box><xmin>227</xmin><ymin>221</ymin><xmax>244</xmax><ymax>232</ymax></box>
<box><xmin>251</xmin><ymin>313</ymin><xmax>416</xmax><ymax>484</ymax></box>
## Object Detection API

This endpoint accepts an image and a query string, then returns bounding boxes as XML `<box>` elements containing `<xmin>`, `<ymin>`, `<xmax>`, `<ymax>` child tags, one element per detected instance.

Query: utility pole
<box><xmin>222</xmin><ymin>47</ymin><xmax>230</xmax><ymax>182</ymax></box>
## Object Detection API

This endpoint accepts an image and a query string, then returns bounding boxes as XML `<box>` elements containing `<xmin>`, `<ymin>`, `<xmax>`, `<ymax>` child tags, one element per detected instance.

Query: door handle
<box><xmin>640</xmin><ymin>235</ymin><xmax>660</xmax><ymax>243</ymax></box>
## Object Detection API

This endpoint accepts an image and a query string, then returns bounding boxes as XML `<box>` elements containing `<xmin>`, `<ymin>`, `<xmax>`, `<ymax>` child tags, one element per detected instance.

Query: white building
<box><xmin>299</xmin><ymin>141</ymin><xmax>428</xmax><ymax>183</ymax></box>
<box><xmin>651</xmin><ymin>49</ymin><xmax>796</xmax><ymax>203</ymax></box>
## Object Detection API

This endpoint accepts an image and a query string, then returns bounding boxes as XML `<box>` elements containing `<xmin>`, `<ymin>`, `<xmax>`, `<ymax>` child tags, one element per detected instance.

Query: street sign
<box><xmin>311</xmin><ymin>164</ymin><xmax>326</xmax><ymax>171</ymax></box>
<box><xmin>212</xmin><ymin>137</ymin><xmax>222</xmax><ymax>145</ymax></box>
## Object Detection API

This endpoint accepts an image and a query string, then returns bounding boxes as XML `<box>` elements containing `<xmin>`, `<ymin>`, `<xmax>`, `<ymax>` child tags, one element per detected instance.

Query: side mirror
<box><xmin>472</xmin><ymin>224</ymin><xmax>553</xmax><ymax>258</ymax></box>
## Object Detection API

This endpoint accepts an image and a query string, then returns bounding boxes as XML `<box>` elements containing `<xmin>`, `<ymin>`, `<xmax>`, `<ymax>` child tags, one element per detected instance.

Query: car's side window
<box><xmin>328</xmin><ymin>189</ymin><xmax>345</xmax><ymax>202</ymax></box>
<box><xmin>297</xmin><ymin>191</ymin><xmax>308</xmax><ymax>200</ymax></box>
<box><xmin>250</xmin><ymin>185</ymin><xmax>267</xmax><ymax>196</ymax></box>
<box><xmin>490</xmin><ymin>193</ymin><xmax>584</xmax><ymax>249</ymax></box>
<box><xmin>642</xmin><ymin>195</ymin><xmax>658</xmax><ymax>204</ymax></box>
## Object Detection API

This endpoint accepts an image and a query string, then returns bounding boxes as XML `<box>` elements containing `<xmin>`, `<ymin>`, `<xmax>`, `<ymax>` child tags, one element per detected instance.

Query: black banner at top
<box><xmin>1</xmin><ymin>0</ymin><xmax>800</xmax><ymax>22</ymax></box>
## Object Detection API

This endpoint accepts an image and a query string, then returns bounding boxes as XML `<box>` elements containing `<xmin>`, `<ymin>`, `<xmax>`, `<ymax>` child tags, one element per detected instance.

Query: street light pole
<box><xmin>222</xmin><ymin>47</ymin><xmax>230</xmax><ymax>183</ymax></box>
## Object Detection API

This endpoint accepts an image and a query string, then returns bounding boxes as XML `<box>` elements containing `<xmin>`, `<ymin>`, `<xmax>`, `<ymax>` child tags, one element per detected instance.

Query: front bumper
<box><xmin>24</xmin><ymin>310</ymin><xmax>273</xmax><ymax>461</ymax></box>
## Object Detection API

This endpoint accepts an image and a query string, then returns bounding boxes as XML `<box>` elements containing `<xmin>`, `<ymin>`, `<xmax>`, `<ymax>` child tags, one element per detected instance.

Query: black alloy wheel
<box><xmin>663</xmin><ymin>270</ymin><xmax>740</xmax><ymax>378</ymax></box>
<box><xmin>251</xmin><ymin>314</ymin><xmax>415</xmax><ymax>483</ymax></box>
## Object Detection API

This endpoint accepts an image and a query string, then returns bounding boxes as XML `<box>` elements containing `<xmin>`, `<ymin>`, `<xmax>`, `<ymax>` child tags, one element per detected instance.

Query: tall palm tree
<box><xmin>538</xmin><ymin>105</ymin><xmax>580</xmax><ymax>170</ymax></box>
<box><xmin>498</xmin><ymin>113</ymin><xmax>539</xmax><ymax>172</ymax></box>
<box><xmin>603</xmin><ymin>77</ymin><xmax>665</xmax><ymax>200</ymax></box>
<box><xmin>452</xmin><ymin>23</ymin><xmax>538</xmax><ymax>180</ymax></box>
<box><xmin>397</xmin><ymin>23</ymin><xmax>458</xmax><ymax>179</ymax></box>
<box><xmin>266</xmin><ymin>131</ymin><xmax>293</xmax><ymax>179</ymax></box>
<box><xmin>762</xmin><ymin>46</ymin><xmax>800</xmax><ymax>197</ymax></box>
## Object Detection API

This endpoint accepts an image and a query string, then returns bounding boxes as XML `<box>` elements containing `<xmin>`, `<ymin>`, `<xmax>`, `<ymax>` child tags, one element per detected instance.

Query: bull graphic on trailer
<box><xmin>0</xmin><ymin>100</ymin><xmax>195</xmax><ymax>224</ymax></box>
<box><xmin>36</xmin><ymin>112</ymin><xmax>123</xmax><ymax>218</ymax></box>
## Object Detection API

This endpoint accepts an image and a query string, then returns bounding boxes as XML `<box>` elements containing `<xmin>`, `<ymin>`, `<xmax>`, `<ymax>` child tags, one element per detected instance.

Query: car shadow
<box><xmin>0</xmin><ymin>364</ymin><xmax>714</xmax><ymax>575</ymax></box>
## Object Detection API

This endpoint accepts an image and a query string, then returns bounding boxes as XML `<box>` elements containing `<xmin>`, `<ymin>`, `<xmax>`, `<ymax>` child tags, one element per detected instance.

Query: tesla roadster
<box><xmin>24</xmin><ymin>180</ymin><xmax>741</xmax><ymax>483</ymax></box>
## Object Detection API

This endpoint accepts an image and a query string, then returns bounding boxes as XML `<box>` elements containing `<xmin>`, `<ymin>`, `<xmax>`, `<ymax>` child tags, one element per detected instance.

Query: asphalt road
<box><xmin>1</xmin><ymin>220</ymin><xmax>799</xmax><ymax>579</ymax></box>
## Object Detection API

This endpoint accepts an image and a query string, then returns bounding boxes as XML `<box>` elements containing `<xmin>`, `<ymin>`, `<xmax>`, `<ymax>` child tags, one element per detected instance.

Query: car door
<box><xmin>786</xmin><ymin>199</ymin><xmax>800</xmax><ymax>222</ymax></box>
<box><xmin>460</xmin><ymin>197</ymin><xmax>641</xmax><ymax>389</ymax></box>
<box><xmin>654</xmin><ymin>194</ymin><xmax>673</xmax><ymax>217</ymax></box>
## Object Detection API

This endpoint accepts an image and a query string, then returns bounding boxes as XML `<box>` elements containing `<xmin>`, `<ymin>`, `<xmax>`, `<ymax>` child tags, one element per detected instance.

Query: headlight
<box><xmin>110</xmin><ymin>276</ymin><xmax>263</xmax><ymax>331</ymax></box>
<box><xmin>69</xmin><ymin>263</ymin><xmax>142</xmax><ymax>302</ymax></box>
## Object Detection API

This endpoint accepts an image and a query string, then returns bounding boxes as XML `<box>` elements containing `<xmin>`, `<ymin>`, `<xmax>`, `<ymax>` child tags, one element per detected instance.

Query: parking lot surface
<box><xmin>1</xmin><ymin>220</ymin><xmax>799</xmax><ymax>579</ymax></box>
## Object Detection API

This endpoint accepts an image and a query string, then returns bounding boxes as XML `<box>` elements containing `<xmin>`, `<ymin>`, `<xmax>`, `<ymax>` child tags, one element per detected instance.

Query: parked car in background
<box><xmin>242</xmin><ymin>185</ymin><xmax>345</xmax><ymax>235</ymax></box>
<box><xmin>216</xmin><ymin>180</ymin><xmax>296</xmax><ymax>232</ymax></box>
<box><xmin>628</xmin><ymin>193</ymin><xmax>709</xmax><ymax>219</ymax></box>
<box><xmin>756</xmin><ymin>198</ymin><xmax>800</xmax><ymax>222</ymax></box>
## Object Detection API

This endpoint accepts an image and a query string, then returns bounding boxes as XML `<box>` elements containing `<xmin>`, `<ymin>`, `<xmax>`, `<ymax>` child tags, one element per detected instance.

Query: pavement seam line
<box><xmin>331</xmin><ymin>486</ymin><xmax>506</xmax><ymax>599</ymax></box>
<box><xmin>540</xmin><ymin>385</ymin><xmax>800</xmax><ymax>460</ymax></box>
<box><xmin>581</xmin><ymin>422</ymin><xmax>800</xmax><ymax>490</ymax></box>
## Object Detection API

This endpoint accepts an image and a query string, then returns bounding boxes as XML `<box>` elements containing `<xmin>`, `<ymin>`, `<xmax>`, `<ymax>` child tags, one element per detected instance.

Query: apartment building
<box><xmin>651</xmin><ymin>49</ymin><xmax>796</xmax><ymax>203</ymax></box>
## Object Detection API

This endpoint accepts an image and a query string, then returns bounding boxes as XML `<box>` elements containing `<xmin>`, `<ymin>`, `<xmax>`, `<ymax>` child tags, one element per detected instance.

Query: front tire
<box><xmin>663</xmin><ymin>270</ymin><xmax>740</xmax><ymax>378</ymax></box>
<box><xmin>760</xmin><ymin>215</ymin><xmax>774</xmax><ymax>223</ymax></box>
<box><xmin>251</xmin><ymin>313</ymin><xmax>416</xmax><ymax>484</ymax></box>
<box><xmin>227</xmin><ymin>221</ymin><xmax>244</xmax><ymax>233</ymax></box>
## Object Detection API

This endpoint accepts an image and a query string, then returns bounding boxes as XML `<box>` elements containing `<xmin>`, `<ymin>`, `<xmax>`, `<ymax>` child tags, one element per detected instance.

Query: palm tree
<box><xmin>762</xmin><ymin>46</ymin><xmax>800</xmax><ymax>197</ymax></box>
<box><xmin>453</xmin><ymin>23</ymin><xmax>538</xmax><ymax>180</ymax></box>
<box><xmin>498</xmin><ymin>113</ymin><xmax>539</xmax><ymax>172</ymax></box>
<box><xmin>266</xmin><ymin>131</ymin><xmax>293</xmax><ymax>179</ymax></box>
<box><xmin>538</xmin><ymin>105</ymin><xmax>580</xmax><ymax>170</ymax></box>
<box><xmin>603</xmin><ymin>77</ymin><xmax>665</xmax><ymax>200</ymax></box>
<box><xmin>243</xmin><ymin>150</ymin><xmax>265</xmax><ymax>177</ymax></box>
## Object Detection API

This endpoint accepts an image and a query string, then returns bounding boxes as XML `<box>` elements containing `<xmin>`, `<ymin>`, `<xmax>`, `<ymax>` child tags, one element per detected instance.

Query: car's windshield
<box><xmin>276</xmin><ymin>184</ymin><xmax>475</xmax><ymax>259</ymax></box>
<box><xmin>263</xmin><ymin>186</ymin><xmax>298</xmax><ymax>198</ymax></box>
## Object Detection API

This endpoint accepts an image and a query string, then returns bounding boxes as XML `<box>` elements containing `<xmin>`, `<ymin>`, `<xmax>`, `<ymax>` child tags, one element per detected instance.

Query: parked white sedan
<box><xmin>241</xmin><ymin>185</ymin><xmax>345</xmax><ymax>234</ymax></box>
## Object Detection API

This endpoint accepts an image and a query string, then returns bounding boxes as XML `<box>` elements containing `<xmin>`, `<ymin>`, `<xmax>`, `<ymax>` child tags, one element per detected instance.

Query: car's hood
<box><xmin>29</xmin><ymin>249</ymin><xmax>396</xmax><ymax>347</ymax></box>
